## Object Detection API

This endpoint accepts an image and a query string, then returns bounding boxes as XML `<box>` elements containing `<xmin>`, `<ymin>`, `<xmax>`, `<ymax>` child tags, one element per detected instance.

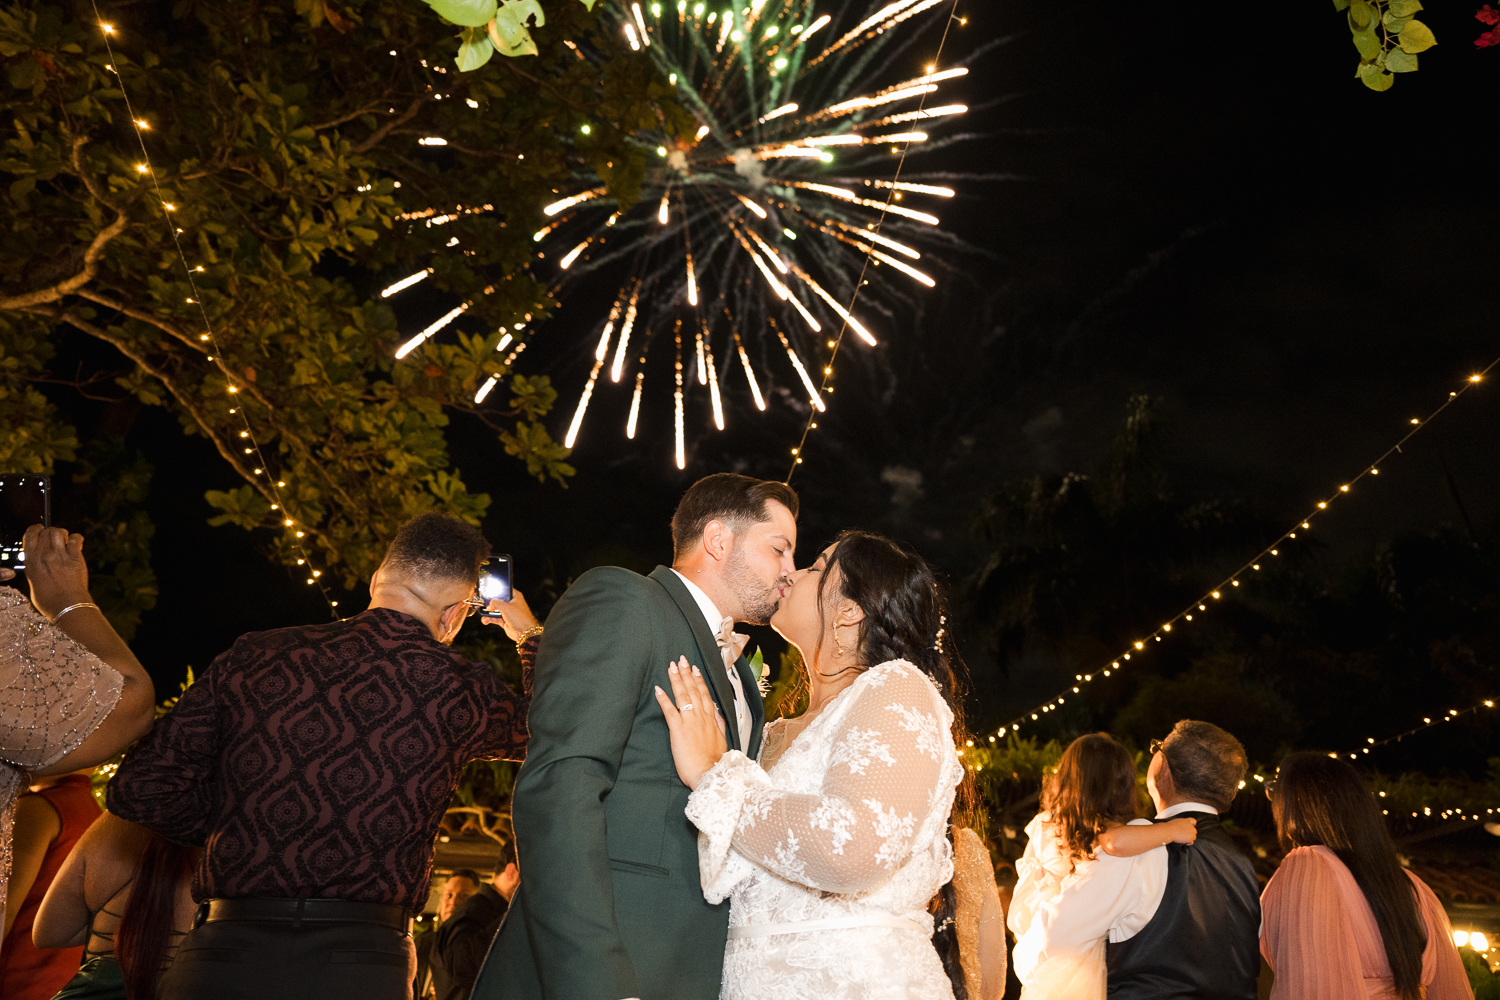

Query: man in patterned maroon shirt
<box><xmin>107</xmin><ymin>513</ymin><xmax>539</xmax><ymax>1000</ymax></box>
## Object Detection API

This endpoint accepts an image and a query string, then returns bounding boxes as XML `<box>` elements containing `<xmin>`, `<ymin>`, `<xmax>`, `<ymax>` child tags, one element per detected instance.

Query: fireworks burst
<box><xmin>392</xmin><ymin>0</ymin><xmax>972</xmax><ymax>467</ymax></box>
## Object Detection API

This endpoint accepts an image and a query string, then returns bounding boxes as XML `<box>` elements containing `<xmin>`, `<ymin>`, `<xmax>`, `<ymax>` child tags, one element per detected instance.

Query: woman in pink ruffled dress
<box><xmin>1261</xmin><ymin>752</ymin><xmax>1473</xmax><ymax>1000</ymax></box>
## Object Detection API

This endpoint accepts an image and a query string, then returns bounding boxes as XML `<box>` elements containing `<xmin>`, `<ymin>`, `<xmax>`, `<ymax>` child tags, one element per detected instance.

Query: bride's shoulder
<box><xmin>859</xmin><ymin>658</ymin><xmax>944</xmax><ymax>700</ymax></box>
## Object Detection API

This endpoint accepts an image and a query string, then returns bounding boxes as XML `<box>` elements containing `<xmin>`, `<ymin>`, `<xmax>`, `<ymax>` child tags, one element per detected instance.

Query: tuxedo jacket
<box><xmin>473</xmin><ymin>565</ymin><xmax>765</xmax><ymax>1000</ymax></box>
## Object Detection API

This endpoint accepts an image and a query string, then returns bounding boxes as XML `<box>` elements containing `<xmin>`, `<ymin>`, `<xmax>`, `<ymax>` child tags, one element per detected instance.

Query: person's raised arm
<box><xmin>509</xmin><ymin>568</ymin><xmax>654</xmax><ymax>1000</ymax></box>
<box><xmin>105</xmin><ymin>651</ymin><xmax>225</xmax><ymax>846</ymax></box>
<box><xmin>16</xmin><ymin>526</ymin><xmax>154</xmax><ymax>774</ymax></box>
<box><xmin>34</xmin><ymin>812</ymin><xmax>155</xmax><ymax>949</ymax></box>
<box><xmin>467</xmin><ymin>589</ymin><xmax>540</xmax><ymax>762</ymax></box>
<box><xmin>683</xmin><ymin>663</ymin><xmax>954</xmax><ymax>897</ymax></box>
<box><xmin>1096</xmin><ymin>817</ymin><xmax>1195</xmax><ymax>858</ymax></box>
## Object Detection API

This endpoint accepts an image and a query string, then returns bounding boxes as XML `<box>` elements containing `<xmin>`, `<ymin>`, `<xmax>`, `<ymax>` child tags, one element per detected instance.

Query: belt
<box><xmin>728</xmin><ymin>913</ymin><xmax>929</xmax><ymax>939</ymax></box>
<box><xmin>200</xmin><ymin>898</ymin><xmax>409</xmax><ymax>930</ymax></box>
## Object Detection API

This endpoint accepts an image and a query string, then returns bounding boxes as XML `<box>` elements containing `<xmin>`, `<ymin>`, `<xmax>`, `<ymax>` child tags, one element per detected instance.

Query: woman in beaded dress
<box><xmin>1</xmin><ymin>526</ymin><xmax>156</xmax><ymax>952</ymax></box>
<box><xmin>655</xmin><ymin>531</ymin><xmax>969</xmax><ymax>1000</ymax></box>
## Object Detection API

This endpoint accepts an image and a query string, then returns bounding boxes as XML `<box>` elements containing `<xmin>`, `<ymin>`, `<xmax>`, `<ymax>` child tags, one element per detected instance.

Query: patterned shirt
<box><xmin>107</xmin><ymin>608</ymin><xmax>534</xmax><ymax>910</ymax></box>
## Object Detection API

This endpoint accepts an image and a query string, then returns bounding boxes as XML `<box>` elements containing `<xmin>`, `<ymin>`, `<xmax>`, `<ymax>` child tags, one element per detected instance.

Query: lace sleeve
<box><xmin>686</xmin><ymin>662</ymin><xmax>955</xmax><ymax>899</ymax></box>
<box><xmin>0</xmin><ymin>589</ymin><xmax>124</xmax><ymax>770</ymax></box>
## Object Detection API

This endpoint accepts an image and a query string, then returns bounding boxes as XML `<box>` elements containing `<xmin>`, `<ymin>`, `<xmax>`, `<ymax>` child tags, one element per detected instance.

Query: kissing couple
<box><xmin>471</xmin><ymin>473</ymin><xmax>998</xmax><ymax>1000</ymax></box>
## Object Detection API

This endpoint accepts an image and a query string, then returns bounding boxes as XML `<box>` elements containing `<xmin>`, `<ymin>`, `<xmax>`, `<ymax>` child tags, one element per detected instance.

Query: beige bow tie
<box><xmin>717</xmin><ymin>616</ymin><xmax>750</xmax><ymax>664</ymax></box>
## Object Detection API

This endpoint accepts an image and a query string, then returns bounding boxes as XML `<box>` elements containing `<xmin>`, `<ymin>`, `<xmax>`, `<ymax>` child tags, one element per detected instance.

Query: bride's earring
<box><xmin>833</xmin><ymin>622</ymin><xmax>845</xmax><ymax>657</ymax></box>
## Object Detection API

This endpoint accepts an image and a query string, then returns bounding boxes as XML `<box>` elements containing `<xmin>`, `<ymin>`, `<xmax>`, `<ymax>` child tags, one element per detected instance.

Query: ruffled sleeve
<box><xmin>1008</xmin><ymin>813</ymin><xmax>1062</xmax><ymax>941</ymax></box>
<box><xmin>1411</xmin><ymin>871</ymin><xmax>1474</xmax><ymax>1000</ymax></box>
<box><xmin>1260</xmin><ymin>846</ymin><xmax>1370</xmax><ymax>1000</ymax></box>
<box><xmin>685</xmin><ymin>661</ymin><xmax>958</xmax><ymax>903</ymax></box>
<box><xmin>0</xmin><ymin>589</ymin><xmax>124</xmax><ymax>770</ymax></box>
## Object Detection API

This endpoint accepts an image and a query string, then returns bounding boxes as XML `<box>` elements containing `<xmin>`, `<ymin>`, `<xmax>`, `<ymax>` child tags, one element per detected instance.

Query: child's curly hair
<box><xmin>1040</xmin><ymin>733</ymin><xmax>1139</xmax><ymax>871</ymax></box>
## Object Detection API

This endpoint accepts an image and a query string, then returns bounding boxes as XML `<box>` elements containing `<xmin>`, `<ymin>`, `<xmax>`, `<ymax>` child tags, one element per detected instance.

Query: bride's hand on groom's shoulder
<box><xmin>654</xmin><ymin>655</ymin><xmax>728</xmax><ymax>790</ymax></box>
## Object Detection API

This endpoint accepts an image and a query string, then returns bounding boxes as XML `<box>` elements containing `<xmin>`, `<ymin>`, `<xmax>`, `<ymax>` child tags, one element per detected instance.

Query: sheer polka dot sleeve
<box><xmin>687</xmin><ymin>661</ymin><xmax>960</xmax><ymax>899</ymax></box>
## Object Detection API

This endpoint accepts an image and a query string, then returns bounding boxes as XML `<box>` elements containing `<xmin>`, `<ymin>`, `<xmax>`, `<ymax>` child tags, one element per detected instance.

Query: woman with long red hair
<box><xmin>33</xmin><ymin>812</ymin><xmax>198</xmax><ymax>1000</ymax></box>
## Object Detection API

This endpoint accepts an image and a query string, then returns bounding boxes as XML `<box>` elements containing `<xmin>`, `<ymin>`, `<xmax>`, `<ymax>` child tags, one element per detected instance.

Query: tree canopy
<box><xmin>0</xmin><ymin>0</ymin><xmax>675</xmax><ymax>614</ymax></box>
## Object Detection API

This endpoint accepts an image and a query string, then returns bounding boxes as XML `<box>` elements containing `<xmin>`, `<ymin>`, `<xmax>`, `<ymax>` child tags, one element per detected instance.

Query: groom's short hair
<box><xmin>1162</xmin><ymin>719</ymin><xmax>1247</xmax><ymax>812</ymax></box>
<box><xmin>671</xmin><ymin>474</ymin><xmax>800</xmax><ymax>558</ymax></box>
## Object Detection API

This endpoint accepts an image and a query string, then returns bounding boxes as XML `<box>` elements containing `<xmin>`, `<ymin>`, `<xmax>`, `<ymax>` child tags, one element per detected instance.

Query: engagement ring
<box><xmin>681</xmin><ymin>703</ymin><xmax>695</xmax><ymax>711</ymax></box>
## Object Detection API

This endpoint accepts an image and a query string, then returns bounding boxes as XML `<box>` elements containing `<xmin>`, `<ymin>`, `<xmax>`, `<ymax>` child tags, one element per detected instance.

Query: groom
<box><xmin>472</xmin><ymin>474</ymin><xmax>798</xmax><ymax>1000</ymax></box>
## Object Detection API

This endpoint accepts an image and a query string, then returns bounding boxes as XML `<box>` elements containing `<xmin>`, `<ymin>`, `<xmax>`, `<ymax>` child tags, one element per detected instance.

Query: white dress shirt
<box><xmin>1010</xmin><ymin>814</ymin><xmax>1170</xmax><ymax>986</ymax></box>
<box><xmin>1011</xmin><ymin>800</ymin><xmax>1223</xmax><ymax>985</ymax></box>
<box><xmin>671</xmin><ymin>570</ymin><xmax>752</xmax><ymax>747</ymax></box>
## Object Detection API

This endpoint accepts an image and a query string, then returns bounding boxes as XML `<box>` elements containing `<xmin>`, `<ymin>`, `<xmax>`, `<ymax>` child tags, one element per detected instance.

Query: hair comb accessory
<box><xmin>933</xmin><ymin>614</ymin><xmax>946</xmax><ymax>653</ymax></box>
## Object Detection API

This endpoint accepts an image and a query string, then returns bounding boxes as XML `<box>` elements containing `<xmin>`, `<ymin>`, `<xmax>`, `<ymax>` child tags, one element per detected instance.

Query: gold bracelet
<box><xmin>49</xmin><ymin>601</ymin><xmax>99</xmax><ymax>624</ymax></box>
<box><xmin>515</xmin><ymin>624</ymin><xmax>544</xmax><ymax>646</ymax></box>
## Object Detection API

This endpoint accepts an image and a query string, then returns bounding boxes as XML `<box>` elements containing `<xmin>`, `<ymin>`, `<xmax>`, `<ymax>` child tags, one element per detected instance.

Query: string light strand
<box><xmin>88</xmin><ymin>10</ymin><xmax>338</xmax><ymax>615</ymax></box>
<box><xmin>982</xmin><ymin>359</ymin><xmax>1499</xmax><ymax>747</ymax></box>
<box><xmin>784</xmin><ymin>0</ymin><xmax>963</xmax><ymax>484</ymax></box>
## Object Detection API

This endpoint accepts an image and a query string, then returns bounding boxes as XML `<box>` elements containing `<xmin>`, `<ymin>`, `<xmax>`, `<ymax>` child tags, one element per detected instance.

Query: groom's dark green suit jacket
<box><xmin>472</xmin><ymin>565</ymin><xmax>765</xmax><ymax>1000</ymax></box>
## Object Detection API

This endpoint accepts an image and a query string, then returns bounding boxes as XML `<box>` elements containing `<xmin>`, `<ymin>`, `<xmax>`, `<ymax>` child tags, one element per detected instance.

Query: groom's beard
<box><xmin>724</xmin><ymin>545</ymin><xmax>781</xmax><ymax>625</ymax></box>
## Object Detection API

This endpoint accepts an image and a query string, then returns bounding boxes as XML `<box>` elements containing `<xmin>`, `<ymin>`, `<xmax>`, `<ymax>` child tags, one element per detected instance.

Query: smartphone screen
<box><xmin>0</xmin><ymin>474</ymin><xmax>50</xmax><ymax>570</ymax></box>
<box><xmin>477</xmin><ymin>554</ymin><xmax>513</xmax><ymax>606</ymax></box>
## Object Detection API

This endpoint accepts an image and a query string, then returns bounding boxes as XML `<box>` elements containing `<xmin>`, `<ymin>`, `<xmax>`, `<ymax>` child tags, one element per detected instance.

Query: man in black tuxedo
<box><xmin>1105</xmin><ymin>719</ymin><xmax>1261</xmax><ymax>1000</ymax></box>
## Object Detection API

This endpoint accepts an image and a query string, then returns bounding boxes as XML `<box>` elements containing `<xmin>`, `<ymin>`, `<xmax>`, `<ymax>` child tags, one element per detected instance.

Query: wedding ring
<box><xmin>681</xmin><ymin>703</ymin><xmax>695</xmax><ymax>712</ymax></box>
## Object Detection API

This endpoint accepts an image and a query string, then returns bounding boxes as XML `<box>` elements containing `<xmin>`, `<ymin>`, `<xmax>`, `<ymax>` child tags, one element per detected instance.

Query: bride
<box><xmin>654</xmin><ymin>530</ymin><xmax>969</xmax><ymax>1000</ymax></box>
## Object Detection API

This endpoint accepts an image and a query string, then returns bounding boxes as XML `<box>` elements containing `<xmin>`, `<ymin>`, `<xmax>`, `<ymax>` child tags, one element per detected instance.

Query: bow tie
<box><xmin>717</xmin><ymin>616</ymin><xmax>750</xmax><ymax>663</ymax></box>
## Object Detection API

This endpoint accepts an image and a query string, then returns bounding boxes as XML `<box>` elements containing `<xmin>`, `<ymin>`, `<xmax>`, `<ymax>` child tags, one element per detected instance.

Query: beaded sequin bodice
<box><xmin>0</xmin><ymin>587</ymin><xmax>123</xmax><ymax>937</ymax></box>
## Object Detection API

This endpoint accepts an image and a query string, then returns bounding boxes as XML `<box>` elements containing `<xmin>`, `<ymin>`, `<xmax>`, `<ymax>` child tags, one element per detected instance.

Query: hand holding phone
<box><xmin>477</xmin><ymin>555</ymin><xmax>513</xmax><ymax>606</ymax></box>
<box><xmin>0</xmin><ymin>474</ymin><xmax>50</xmax><ymax>572</ymax></box>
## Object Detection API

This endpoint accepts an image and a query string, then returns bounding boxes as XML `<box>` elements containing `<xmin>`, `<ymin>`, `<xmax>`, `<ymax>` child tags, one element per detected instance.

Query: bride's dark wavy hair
<box><xmin>810</xmin><ymin>531</ymin><xmax>964</xmax><ymax>709</ymax></box>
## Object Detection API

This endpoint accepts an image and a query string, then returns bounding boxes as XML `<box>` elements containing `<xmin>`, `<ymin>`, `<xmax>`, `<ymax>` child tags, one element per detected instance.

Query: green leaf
<box><xmin>6</xmin><ymin>58</ymin><xmax>40</xmax><ymax>90</ymax></box>
<box><xmin>748</xmin><ymin>648</ymin><xmax>765</xmax><ymax>681</ymax></box>
<box><xmin>1351</xmin><ymin>27</ymin><xmax>1381</xmax><ymax>60</ymax></box>
<box><xmin>1383</xmin><ymin>13</ymin><xmax>1412</xmax><ymax>33</ymax></box>
<box><xmin>576</xmin><ymin>0</ymin><xmax>598</xmax><ymax>8</ymax></box>
<box><xmin>456</xmin><ymin>32</ymin><xmax>495</xmax><ymax>71</ymax></box>
<box><xmin>488</xmin><ymin>13</ymin><xmax>539</xmax><ymax>57</ymax></box>
<box><xmin>1386</xmin><ymin>0</ymin><xmax>1422</xmax><ymax>15</ymax></box>
<box><xmin>1358</xmin><ymin>62</ymin><xmax>1394</xmax><ymax>90</ymax></box>
<box><xmin>425</xmin><ymin>0</ymin><xmax>498</xmax><ymax>27</ymax></box>
<box><xmin>1384</xmin><ymin>47</ymin><xmax>1419</xmax><ymax>72</ymax></box>
<box><xmin>1397</xmin><ymin>19</ymin><xmax>1436</xmax><ymax>52</ymax></box>
<box><xmin>1347</xmin><ymin>0</ymin><xmax>1375</xmax><ymax>29</ymax></box>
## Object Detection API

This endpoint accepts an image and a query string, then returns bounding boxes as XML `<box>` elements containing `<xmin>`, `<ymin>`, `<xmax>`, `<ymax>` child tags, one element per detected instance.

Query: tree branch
<box><xmin>23</xmin><ymin>306</ymin><xmax>334</xmax><ymax>555</ymax></box>
<box><xmin>0</xmin><ymin>137</ymin><xmax>131</xmax><ymax>311</ymax></box>
<box><xmin>312</xmin><ymin>101</ymin><xmax>388</xmax><ymax>131</ymax></box>
<box><xmin>76</xmin><ymin>287</ymin><xmax>279</xmax><ymax>415</ymax></box>
<box><xmin>351</xmin><ymin>94</ymin><xmax>431</xmax><ymax>155</ymax></box>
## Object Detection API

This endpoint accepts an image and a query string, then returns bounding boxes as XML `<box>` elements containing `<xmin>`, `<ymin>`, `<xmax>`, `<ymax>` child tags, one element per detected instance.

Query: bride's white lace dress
<box><xmin>684</xmin><ymin>659</ymin><xmax>964</xmax><ymax>1000</ymax></box>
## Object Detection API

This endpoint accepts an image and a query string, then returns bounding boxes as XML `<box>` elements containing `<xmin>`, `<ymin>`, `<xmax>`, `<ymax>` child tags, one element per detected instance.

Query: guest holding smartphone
<box><xmin>0</xmin><ymin>525</ymin><xmax>156</xmax><ymax>955</ymax></box>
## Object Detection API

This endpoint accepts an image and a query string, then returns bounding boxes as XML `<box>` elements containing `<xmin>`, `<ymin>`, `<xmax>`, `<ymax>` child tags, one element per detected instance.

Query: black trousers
<box><xmin>158</xmin><ymin>916</ymin><xmax>416</xmax><ymax>1000</ymax></box>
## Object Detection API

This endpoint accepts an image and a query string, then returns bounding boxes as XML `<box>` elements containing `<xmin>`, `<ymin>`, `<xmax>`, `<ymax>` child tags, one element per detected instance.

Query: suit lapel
<box><xmin>735</xmin><ymin>656</ymin><xmax>765</xmax><ymax>760</ymax></box>
<box><xmin>648</xmin><ymin>566</ymin><xmax>743</xmax><ymax>752</ymax></box>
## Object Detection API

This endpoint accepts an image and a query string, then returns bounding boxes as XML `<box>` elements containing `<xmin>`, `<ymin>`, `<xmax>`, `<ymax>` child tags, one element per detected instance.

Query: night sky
<box><xmin>51</xmin><ymin>1</ymin><xmax>1498</xmax><ymax>739</ymax></box>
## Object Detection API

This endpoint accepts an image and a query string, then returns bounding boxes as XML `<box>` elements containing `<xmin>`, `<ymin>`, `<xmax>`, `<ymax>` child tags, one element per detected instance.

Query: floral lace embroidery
<box><xmin>684</xmin><ymin>659</ymin><xmax>963</xmax><ymax>999</ymax></box>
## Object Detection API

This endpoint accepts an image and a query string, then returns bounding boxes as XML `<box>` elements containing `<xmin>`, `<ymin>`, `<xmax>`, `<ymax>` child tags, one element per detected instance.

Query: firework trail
<box><xmin>389</xmin><ymin>0</ymin><xmax>972</xmax><ymax>467</ymax></box>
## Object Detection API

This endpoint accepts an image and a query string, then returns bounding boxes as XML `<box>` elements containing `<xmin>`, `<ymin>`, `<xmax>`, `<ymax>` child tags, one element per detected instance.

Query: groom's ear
<box><xmin>700</xmin><ymin>518</ymin><xmax>733</xmax><ymax>562</ymax></box>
